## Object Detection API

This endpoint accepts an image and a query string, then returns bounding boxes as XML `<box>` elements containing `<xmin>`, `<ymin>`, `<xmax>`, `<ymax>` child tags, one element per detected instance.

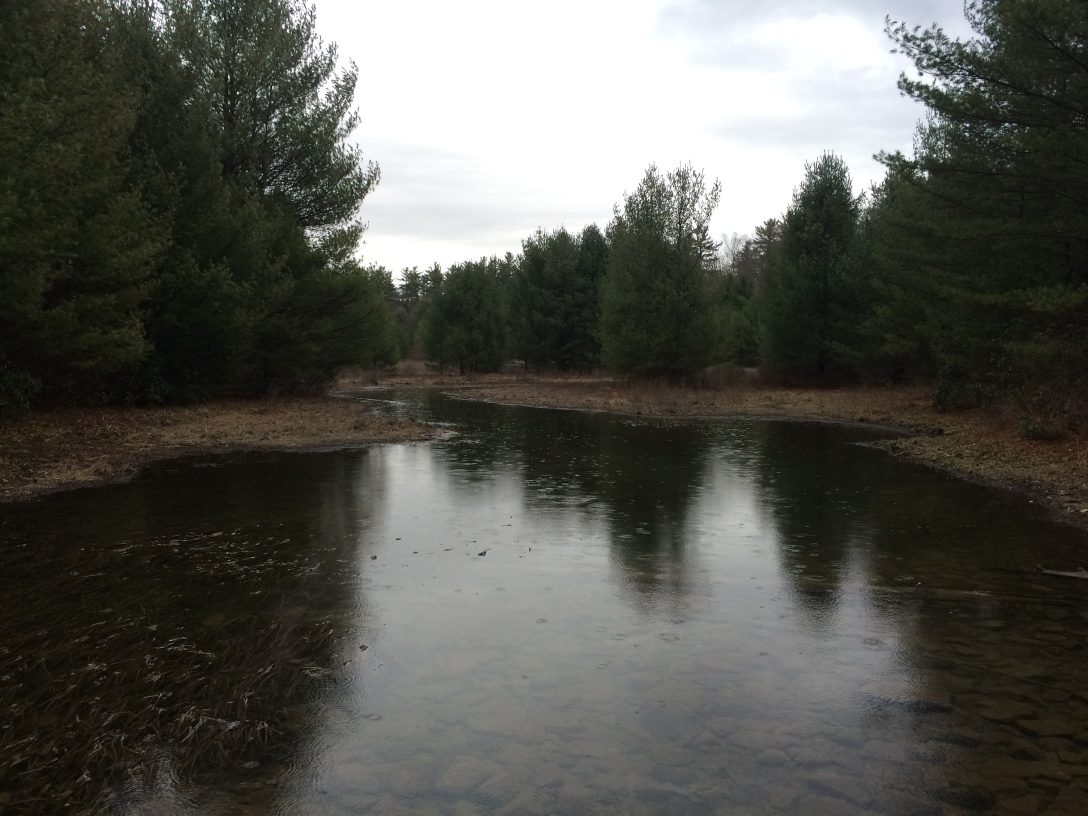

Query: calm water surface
<box><xmin>2</xmin><ymin>390</ymin><xmax>1087</xmax><ymax>815</ymax></box>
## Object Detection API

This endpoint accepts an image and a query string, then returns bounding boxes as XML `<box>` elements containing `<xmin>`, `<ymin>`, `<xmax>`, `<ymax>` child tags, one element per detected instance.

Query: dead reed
<box><xmin>0</xmin><ymin>613</ymin><xmax>342</xmax><ymax>814</ymax></box>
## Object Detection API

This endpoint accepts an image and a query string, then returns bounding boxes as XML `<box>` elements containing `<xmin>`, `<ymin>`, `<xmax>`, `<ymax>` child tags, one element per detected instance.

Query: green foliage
<box><xmin>0</xmin><ymin>0</ymin><xmax>162</xmax><ymax>404</ymax></box>
<box><xmin>884</xmin><ymin>0</ymin><xmax>1088</xmax><ymax>422</ymax></box>
<box><xmin>424</xmin><ymin>259</ymin><xmax>507</xmax><ymax>373</ymax></box>
<box><xmin>601</xmin><ymin>164</ymin><xmax>721</xmax><ymax>380</ymax></box>
<box><xmin>513</xmin><ymin>227</ymin><xmax>603</xmax><ymax>370</ymax></box>
<box><xmin>0</xmin><ymin>0</ymin><xmax>388</xmax><ymax>410</ymax></box>
<box><xmin>255</xmin><ymin>262</ymin><xmax>397</xmax><ymax>393</ymax></box>
<box><xmin>161</xmin><ymin>0</ymin><xmax>378</xmax><ymax>230</ymax></box>
<box><xmin>758</xmin><ymin>153</ymin><xmax>862</xmax><ymax>381</ymax></box>
<box><xmin>714</xmin><ymin>272</ymin><xmax>759</xmax><ymax>367</ymax></box>
<box><xmin>391</xmin><ymin>266</ymin><xmax>427</xmax><ymax>358</ymax></box>
<box><xmin>847</xmin><ymin>169</ymin><xmax>943</xmax><ymax>382</ymax></box>
<box><xmin>570</xmin><ymin>224</ymin><xmax>609</xmax><ymax>370</ymax></box>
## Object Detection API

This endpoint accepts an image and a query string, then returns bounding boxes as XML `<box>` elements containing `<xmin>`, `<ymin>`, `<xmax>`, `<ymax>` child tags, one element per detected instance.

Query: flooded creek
<box><xmin>2</xmin><ymin>389</ymin><xmax>1087</xmax><ymax>814</ymax></box>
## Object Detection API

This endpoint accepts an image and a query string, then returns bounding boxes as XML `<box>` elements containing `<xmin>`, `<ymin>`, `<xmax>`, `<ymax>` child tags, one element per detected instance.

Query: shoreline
<box><xmin>3</xmin><ymin>377</ymin><xmax>1085</xmax><ymax>533</ymax></box>
<box><xmin>429</xmin><ymin>376</ymin><xmax>1088</xmax><ymax>531</ymax></box>
<box><xmin>0</xmin><ymin>395</ymin><xmax>435</xmax><ymax>503</ymax></box>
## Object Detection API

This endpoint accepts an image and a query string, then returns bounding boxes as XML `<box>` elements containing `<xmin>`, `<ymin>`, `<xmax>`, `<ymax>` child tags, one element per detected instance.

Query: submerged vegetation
<box><xmin>1</xmin><ymin>613</ymin><xmax>339</xmax><ymax>814</ymax></box>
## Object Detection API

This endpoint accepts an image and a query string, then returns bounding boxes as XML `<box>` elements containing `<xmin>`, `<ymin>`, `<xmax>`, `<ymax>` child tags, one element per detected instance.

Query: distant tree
<box><xmin>600</xmin><ymin>163</ymin><xmax>721</xmax><ymax>380</ymax></box>
<box><xmin>399</xmin><ymin>267</ymin><xmax>424</xmax><ymax>305</ymax></box>
<box><xmin>422</xmin><ymin>263</ymin><xmax>443</xmax><ymax>298</ymax></box>
<box><xmin>706</xmin><ymin>230</ymin><xmax>763</xmax><ymax>367</ymax></box>
<box><xmin>717</xmin><ymin>232</ymin><xmax>747</xmax><ymax>276</ymax></box>
<box><xmin>713</xmin><ymin>272</ymin><xmax>759</xmax><ymax>367</ymax></box>
<box><xmin>513</xmin><ymin>228</ymin><xmax>583</xmax><ymax>370</ymax></box>
<box><xmin>751</xmin><ymin>219</ymin><xmax>783</xmax><ymax>282</ymax></box>
<box><xmin>570</xmin><ymin>223</ymin><xmax>609</xmax><ymax>369</ymax></box>
<box><xmin>758</xmin><ymin>152</ymin><xmax>861</xmax><ymax>381</ymax></box>
<box><xmin>394</xmin><ymin>266</ymin><xmax>426</xmax><ymax>357</ymax></box>
<box><xmin>424</xmin><ymin>259</ymin><xmax>507</xmax><ymax>373</ymax></box>
<box><xmin>512</xmin><ymin>230</ymin><xmax>550</xmax><ymax>366</ymax></box>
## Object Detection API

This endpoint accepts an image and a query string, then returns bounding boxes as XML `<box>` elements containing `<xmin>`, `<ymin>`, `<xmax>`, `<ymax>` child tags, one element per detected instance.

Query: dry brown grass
<box><xmin>0</xmin><ymin>396</ymin><xmax>434</xmax><ymax>502</ymax></box>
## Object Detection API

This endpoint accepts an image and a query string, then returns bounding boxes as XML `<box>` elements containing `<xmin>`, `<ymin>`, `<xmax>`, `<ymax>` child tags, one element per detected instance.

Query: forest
<box><xmin>2</xmin><ymin>0</ymin><xmax>1086</xmax><ymax>438</ymax></box>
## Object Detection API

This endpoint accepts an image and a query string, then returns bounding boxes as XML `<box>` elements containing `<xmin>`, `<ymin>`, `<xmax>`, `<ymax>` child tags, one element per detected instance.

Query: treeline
<box><xmin>414</xmin><ymin>0</ymin><xmax>1088</xmax><ymax>435</ymax></box>
<box><xmin>394</xmin><ymin>165</ymin><xmax>731</xmax><ymax>379</ymax></box>
<box><xmin>4</xmin><ymin>1</ymin><xmax>1086</xmax><ymax>436</ymax></box>
<box><xmin>0</xmin><ymin>0</ymin><xmax>393</xmax><ymax>410</ymax></box>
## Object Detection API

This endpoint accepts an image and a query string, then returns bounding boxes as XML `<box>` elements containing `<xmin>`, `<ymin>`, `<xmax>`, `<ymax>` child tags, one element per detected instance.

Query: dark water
<box><xmin>2</xmin><ymin>390</ymin><xmax>1087</xmax><ymax>815</ymax></box>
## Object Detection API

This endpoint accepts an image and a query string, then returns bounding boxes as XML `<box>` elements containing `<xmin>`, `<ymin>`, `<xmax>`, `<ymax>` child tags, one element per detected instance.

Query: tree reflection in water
<box><xmin>8</xmin><ymin>391</ymin><xmax>1088</xmax><ymax>815</ymax></box>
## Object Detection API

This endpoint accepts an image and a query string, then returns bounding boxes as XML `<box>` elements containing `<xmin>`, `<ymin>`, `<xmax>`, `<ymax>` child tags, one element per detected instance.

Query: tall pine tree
<box><xmin>884</xmin><ymin>0</ymin><xmax>1088</xmax><ymax>425</ymax></box>
<box><xmin>758</xmin><ymin>153</ymin><xmax>861</xmax><ymax>382</ymax></box>
<box><xmin>601</xmin><ymin>164</ymin><xmax>720</xmax><ymax>380</ymax></box>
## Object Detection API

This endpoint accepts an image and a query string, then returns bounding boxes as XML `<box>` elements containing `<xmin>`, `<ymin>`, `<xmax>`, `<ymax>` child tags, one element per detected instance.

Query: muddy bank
<box><xmin>437</xmin><ymin>376</ymin><xmax>1088</xmax><ymax>528</ymax></box>
<box><xmin>0</xmin><ymin>396</ymin><xmax>434</xmax><ymax>502</ymax></box>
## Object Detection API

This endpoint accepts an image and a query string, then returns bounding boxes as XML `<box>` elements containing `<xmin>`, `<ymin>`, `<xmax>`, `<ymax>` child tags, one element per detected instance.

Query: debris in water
<box><xmin>1036</xmin><ymin>564</ymin><xmax>1088</xmax><ymax>580</ymax></box>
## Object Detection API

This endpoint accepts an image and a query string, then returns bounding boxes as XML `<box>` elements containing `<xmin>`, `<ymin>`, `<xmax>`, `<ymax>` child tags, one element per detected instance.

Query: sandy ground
<box><xmin>0</xmin><ymin>396</ymin><xmax>434</xmax><ymax>502</ymax></box>
<box><xmin>419</xmin><ymin>374</ymin><xmax>1088</xmax><ymax>529</ymax></box>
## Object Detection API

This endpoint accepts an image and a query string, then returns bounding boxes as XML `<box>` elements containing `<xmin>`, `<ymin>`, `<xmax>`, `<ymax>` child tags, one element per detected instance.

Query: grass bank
<box><xmin>393</xmin><ymin>373</ymin><xmax>1087</xmax><ymax>529</ymax></box>
<box><xmin>0</xmin><ymin>396</ymin><xmax>434</xmax><ymax>502</ymax></box>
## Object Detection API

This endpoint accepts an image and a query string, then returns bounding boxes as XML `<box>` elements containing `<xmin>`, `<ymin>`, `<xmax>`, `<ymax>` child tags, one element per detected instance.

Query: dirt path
<box><xmin>0</xmin><ymin>396</ymin><xmax>434</xmax><ymax>502</ymax></box>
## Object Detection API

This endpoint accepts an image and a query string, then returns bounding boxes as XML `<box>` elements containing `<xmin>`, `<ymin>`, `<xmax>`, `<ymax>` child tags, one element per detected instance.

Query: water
<box><xmin>2</xmin><ymin>389</ymin><xmax>1087</xmax><ymax>815</ymax></box>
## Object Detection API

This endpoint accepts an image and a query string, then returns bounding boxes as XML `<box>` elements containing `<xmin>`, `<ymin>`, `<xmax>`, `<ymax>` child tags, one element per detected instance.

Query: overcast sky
<box><xmin>315</xmin><ymin>0</ymin><xmax>972</xmax><ymax>274</ymax></box>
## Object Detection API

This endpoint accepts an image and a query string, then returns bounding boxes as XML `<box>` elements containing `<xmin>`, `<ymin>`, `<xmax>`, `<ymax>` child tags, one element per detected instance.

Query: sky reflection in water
<box><xmin>2</xmin><ymin>390</ymin><xmax>1087</xmax><ymax>815</ymax></box>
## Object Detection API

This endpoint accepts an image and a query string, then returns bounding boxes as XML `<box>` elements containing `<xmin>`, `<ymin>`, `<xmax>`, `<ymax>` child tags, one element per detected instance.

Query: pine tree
<box><xmin>424</xmin><ymin>259</ymin><xmax>507</xmax><ymax>374</ymax></box>
<box><xmin>601</xmin><ymin>164</ymin><xmax>720</xmax><ymax>380</ymax></box>
<box><xmin>884</xmin><ymin>0</ymin><xmax>1088</xmax><ymax>426</ymax></box>
<box><xmin>0</xmin><ymin>0</ymin><xmax>162</xmax><ymax>407</ymax></box>
<box><xmin>758</xmin><ymin>153</ymin><xmax>861</xmax><ymax>381</ymax></box>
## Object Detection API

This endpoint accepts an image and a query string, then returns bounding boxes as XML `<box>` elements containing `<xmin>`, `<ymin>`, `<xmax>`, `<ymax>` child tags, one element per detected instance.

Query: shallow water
<box><xmin>2</xmin><ymin>389</ymin><xmax>1087</xmax><ymax>815</ymax></box>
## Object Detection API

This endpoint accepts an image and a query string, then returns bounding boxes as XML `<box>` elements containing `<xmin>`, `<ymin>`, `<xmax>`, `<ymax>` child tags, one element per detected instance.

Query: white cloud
<box><xmin>319</xmin><ymin>0</ymin><xmax>970</xmax><ymax>272</ymax></box>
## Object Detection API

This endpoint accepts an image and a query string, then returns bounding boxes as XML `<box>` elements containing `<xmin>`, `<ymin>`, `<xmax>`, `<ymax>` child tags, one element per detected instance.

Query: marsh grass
<box><xmin>0</xmin><ymin>614</ymin><xmax>340</xmax><ymax>814</ymax></box>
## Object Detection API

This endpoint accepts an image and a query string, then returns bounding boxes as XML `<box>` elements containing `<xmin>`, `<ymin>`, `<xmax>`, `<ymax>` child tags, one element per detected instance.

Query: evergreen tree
<box><xmin>884</xmin><ymin>0</ymin><xmax>1088</xmax><ymax>424</ymax></box>
<box><xmin>600</xmin><ymin>163</ymin><xmax>720</xmax><ymax>380</ymax></box>
<box><xmin>0</xmin><ymin>0</ymin><xmax>388</xmax><ymax>407</ymax></box>
<box><xmin>513</xmin><ymin>228</ymin><xmax>581</xmax><ymax>370</ymax></box>
<box><xmin>424</xmin><ymin>259</ymin><xmax>507</xmax><ymax>373</ymax></box>
<box><xmin>758</xmin><ymin>152</ymin><xmax>861</xmax><ymax>381</ymax></box>
<box><xmin>161</xmin><ymin>0</ymin><xmax>378</xmax><ymax>235</ymax></box>
<box><xmin>714</xmin><ymin>271</ymin><xmax>759</xmax><ymax>367</ymax></box>
<box><xmin>0</xmin><ymin>0</ymin><xmax>162</xmax><ymax>407</ymax></box>
<box><xmin>569</xmin><ymin>224</ymin><xmax>609</xmax><ymax>370</ymax></box>
<box><xmin>393</xmin><ymin>267</ymin><xmax>427</xmax><ymax>357</ymax></box>
<box><xmin>853</xmin><ymin>169</ymin><xmax>938</xmax><ymax>382</ymax></box>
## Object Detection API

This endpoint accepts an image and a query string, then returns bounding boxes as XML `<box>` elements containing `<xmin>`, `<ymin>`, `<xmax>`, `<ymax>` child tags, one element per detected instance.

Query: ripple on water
<box><xmin>5</xmin><ymin>390</ymin><xmax>1088</xmax><ymax>816</ymax></box>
